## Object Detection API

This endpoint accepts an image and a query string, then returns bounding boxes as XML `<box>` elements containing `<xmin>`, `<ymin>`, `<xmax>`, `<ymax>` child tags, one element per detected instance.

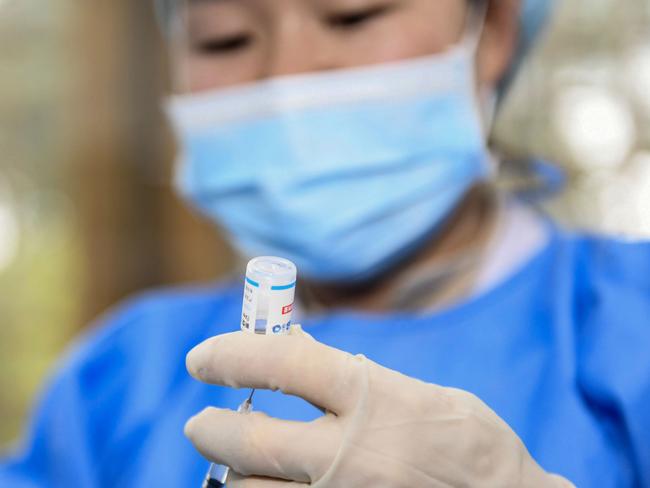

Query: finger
<box><xmin>228</xmin><ymin>472</ymin><xmax>309</xmax><ymax>488</ymax></box>
<box><xmin>185</xmin><ymin>408</ymin><xmax>339</xmax><ymax>483</ymax></box>
<box><xmin>186</xmin><ymin>331</ymin><xmax>362</xmax><ymax>414</ymax></box>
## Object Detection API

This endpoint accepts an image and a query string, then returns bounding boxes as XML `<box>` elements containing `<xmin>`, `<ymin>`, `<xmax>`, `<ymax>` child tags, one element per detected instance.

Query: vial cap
<box><xmin>246</xmin><ymin>256</ymin><xmax>297</xmax><ymax>289</ymax></box>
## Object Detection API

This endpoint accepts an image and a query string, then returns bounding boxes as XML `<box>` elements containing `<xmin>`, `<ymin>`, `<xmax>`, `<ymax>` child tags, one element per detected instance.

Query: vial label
<box><xmin>265</xmin><ymin>284</ymin><xmax>295</xmax><ymax>335</ymax></box>
<box><xmin>240</xmin><ymin>278</ymin><xmax>295</xmax><ymax>335</ymax></box>
<box><xmin>241</xmin><ymin>280</ymin><xmax>258</xmax><ymax>332</ymax></box>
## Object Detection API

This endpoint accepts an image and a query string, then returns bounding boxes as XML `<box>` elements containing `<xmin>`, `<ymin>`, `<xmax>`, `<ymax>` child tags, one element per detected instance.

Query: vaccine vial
<box><xmin>241</xmin><ymin>256</ymin><xmax>297</xmax><ymax>335</ymax></box>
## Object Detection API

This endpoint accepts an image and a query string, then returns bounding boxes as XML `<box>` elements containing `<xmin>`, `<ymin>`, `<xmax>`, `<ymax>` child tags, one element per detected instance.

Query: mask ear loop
<box><xmin>166</xmin><ymin>0</ymin><xmax>192</xmax><ymax>94</ymax></box>
<box><xmin>463</xmin><ymin>1</ymin><xmax>496</xmax><ymax>127</ymax></box>
<box><xmin>462</xmin><ymin>1</ymin><xmax>500</xmax><ymax>176</ymax></box>
<box><xmin>163</xmin><ymin>0</ymin><xmax>195</xmax><ymax>193</ymax></box>
<box><xmin>463</xmin><ymin>0</ymin><xmax>489</xmax><ymax>54</ymax></box>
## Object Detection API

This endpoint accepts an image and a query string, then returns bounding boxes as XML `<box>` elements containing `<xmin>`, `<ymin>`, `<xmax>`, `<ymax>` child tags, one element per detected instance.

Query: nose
<box><xmin>262</xmin><ymin>10</ymin><xmax>338</xmax><ymax>78</ymax></box>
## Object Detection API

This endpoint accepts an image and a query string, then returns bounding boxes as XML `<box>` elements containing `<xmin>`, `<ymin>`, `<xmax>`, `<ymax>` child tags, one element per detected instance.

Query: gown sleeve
<box><xmin>576</xmin><ymin>237</ymin><xmax>650</xmax><ymax>486</ymax></box>
<box><xmin>0</xmin><ymin>297</ymin><xmax>158</xmax><ymax>488</ymax></box>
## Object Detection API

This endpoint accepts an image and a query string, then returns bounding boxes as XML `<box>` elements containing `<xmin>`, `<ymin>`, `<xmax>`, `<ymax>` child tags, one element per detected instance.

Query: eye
<box><xmin>194</xmin><ymin>33</ymin><xmax>253</xmax><ymax>55</ymax></box>
<box><xmin>327</xmin><ymin>4</ymin><xmax>394</xmax><ymax>30</ymax></box>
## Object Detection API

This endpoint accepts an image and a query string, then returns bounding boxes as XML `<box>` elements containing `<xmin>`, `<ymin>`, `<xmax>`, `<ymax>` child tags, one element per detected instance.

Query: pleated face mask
<box><xmin>167</xmin><ymin>34</ymin><xmax>491</xmax><ymax>283</ymax></box>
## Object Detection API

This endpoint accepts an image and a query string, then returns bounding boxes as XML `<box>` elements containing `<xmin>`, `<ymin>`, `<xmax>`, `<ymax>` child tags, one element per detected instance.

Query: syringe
<box><xmin>201</xmin><ymin>390</ymin><xmax>255</xmax><ymax>488</ymax></box>
<box><xmin>201</xmin><ymin>256</ymin><xmax>297</xmax><ymax>488</ymax></box>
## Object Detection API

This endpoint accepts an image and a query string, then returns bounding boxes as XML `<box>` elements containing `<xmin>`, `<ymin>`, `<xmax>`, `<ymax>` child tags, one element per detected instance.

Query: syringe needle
<box><xmin>202</xmin><ymin>391</ymin><xmax>257</xmax><ymax>488</ymax></box>
<box><xmin>246</xmin><ymin>389</ymin><xmax>256</xmax><ymax>404</ymax></box>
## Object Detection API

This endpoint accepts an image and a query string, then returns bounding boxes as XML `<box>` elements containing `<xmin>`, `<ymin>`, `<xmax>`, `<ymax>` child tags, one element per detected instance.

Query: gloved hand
<box><xmin>185</xmin><ymin>328</ymin><xmax>573</xmax><ymax>488</ymax></box>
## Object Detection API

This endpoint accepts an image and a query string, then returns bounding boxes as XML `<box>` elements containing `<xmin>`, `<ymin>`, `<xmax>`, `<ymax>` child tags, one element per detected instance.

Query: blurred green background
<box><xmin>0</xmin><ymin>0</ymin><xmax>648</xmax><ymax>447</ymax></box>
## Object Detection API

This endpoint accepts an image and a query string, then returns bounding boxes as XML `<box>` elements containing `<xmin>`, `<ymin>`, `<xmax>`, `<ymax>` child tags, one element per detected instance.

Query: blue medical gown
<box><xmin>1</xmin><ymin>226</ymin><xmax>650</xmax><ymax>487</ymax></box>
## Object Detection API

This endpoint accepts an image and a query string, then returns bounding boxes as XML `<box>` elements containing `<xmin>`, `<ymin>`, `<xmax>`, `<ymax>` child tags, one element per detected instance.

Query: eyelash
<box><xmin>193</xmin><ymin>2</ymin><xmax>393</xmax><ymax>55</ymax></box>
<box><xmin>326</xmin><ymin>4</ymin><xmax>393</xmax><ymax>30</ymax></box>
<box><xmin>195</xmin><ymin>34</ymin><xmax>253</xmax><ymax>55</ymax></box>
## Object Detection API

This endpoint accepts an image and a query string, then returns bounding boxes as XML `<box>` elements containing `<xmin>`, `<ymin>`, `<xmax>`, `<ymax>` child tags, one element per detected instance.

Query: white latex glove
<box><xmin>185</xmin><ymin>329</ymin><xmax>573</xmax><ymax>488</ymax></box>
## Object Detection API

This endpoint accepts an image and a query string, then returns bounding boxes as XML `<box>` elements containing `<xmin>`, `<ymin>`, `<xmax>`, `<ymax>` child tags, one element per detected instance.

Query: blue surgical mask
<box><xmin>167</xmin><ymin>40</ymin><xmax>490</xmax><ymax>283</ymax></box>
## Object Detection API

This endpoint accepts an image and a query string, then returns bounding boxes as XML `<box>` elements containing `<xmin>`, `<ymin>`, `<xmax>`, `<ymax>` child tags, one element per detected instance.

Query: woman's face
<box><xmin>173</xmin><ymin>0</ymin><xmax>519</xmax><ymax>93</ymax></box>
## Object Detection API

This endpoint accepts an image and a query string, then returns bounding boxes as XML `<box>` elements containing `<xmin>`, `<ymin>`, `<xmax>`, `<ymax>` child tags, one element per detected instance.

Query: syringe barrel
<box><xmin>241</xmin><ymin>256</ymin><xmax>297</xmax><ymax>335</ymax></box>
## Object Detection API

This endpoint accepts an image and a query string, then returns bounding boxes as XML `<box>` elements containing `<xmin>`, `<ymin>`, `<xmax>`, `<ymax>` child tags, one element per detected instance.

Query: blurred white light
<box><xmin>623</xmin><ymin>152</ymin><xmax>650</xmax><ymax>236</ymax></box>
<box><xmin>624</xmin><ymin>42</ymin><xmax>650</xmax><ymax>116</ymax></box>
<box><xmin>625</xmin><ymin>151</ymin><xmax>650</xmax><ymax>185</ymax></box>
<box><xmin>0</xmin><ymin>174</ymin><xmax>20</xmax><ymax>273</ymax></box>
<box><xmin>0</xmin><ymin>202</ymin><xmax>19</xmax><ymax>273</ymax></box>
<box><xmin>596</xmin><ymin>152</ymin><xmax>650</xmax><ymax>238</ymax></box>
<box><xmin>554</xmin><ymin>85</ymin><xmax>637</xmax><ymax>170</ymax></box>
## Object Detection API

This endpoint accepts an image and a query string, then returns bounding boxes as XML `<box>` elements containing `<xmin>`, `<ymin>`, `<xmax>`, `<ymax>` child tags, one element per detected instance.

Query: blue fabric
<box><xmin>2</xmin><ymin>225</ymin><xmax>650</xmax><ymax>487</ymax></box>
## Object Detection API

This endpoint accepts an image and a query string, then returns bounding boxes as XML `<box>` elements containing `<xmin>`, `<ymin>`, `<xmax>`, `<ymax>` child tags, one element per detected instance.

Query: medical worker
<box><xmin>2</xmin><ymin>0</ymin><xmax>650</xmax><ymax>486</ymax></box>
